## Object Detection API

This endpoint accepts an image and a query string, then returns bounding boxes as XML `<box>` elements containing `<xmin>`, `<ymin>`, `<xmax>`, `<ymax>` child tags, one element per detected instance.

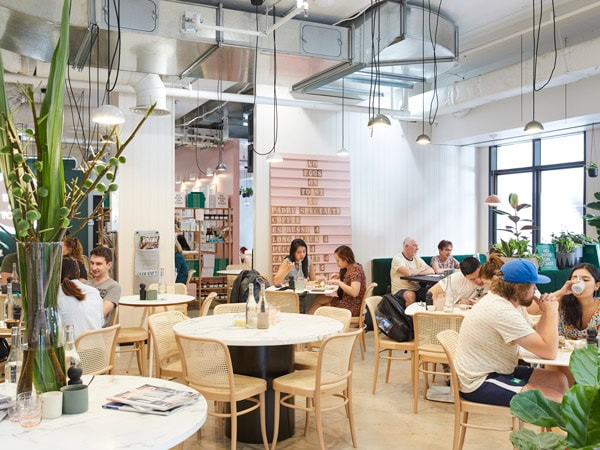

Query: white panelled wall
<box><xmin>253</xmin><ymin>92</ymin><xmax>480</xmax><ymax>283</ymax></box>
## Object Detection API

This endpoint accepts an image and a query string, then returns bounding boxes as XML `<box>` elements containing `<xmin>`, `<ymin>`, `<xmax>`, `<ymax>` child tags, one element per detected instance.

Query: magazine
<box><xmin>106</xmin><ymin>384</ymin><xmax>199</xmax><ymax>412</ymax></box>
<box><xmin>102</xmin><ymin>401</ymin><xmax>185</xmax><ymax>416</ymax></box>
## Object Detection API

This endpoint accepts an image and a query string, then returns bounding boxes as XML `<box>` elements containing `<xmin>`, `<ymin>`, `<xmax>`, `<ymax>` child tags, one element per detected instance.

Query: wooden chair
<box><xmin>436</xmin><ymin>330</ymin><xmax>522</xmax><ymax>450</ymax></box>
<box><xmin>349</xmin><ymin>281</ymin><xmax>377</xmax><ymax>360</ymax></box>
<box><xmin>413</xmin><ymin>311</ymin><xmax>464</xmax><ymax>413</ymax></box>
<box><xmin>226</xmin><ymin>264</ymin><xmax>251</xmax><ymax>302</ymax></box>
<box><xmin>148</xmin><ymin>282</ymin><xmax>190</xmax><ymax>314</ymax></box>
<box><xmin>175</xmin><ymin>334</ymin><xmax>269</xmax><ymax>450</ymax></box>
<box><xmin>75</xmin><ymin>325</ymin><xmax>120</xmax><ymax>375</ymax></box>
<box><xmin>113</xmin><ymin>306</ymin><xmax>148</xmax><ymax>377</ymax></box>
<box><xmin>265</xmin><ymin>290</ymin><xmax>300</xmax><ymax>313</ymax></box>
<box><xmin>148</xmin><ymin>310</ymin><xmax>188</xmax><ymax>379</ymax></box>
<box><xmin>186</xmin><ymin>269</ymin><xmax>196</xmax><ymax>286</ymax></box>
<box><xmin>295</xmin><ymin>306</ymin><xmax>351</xmax><ymax>370</ymax></box>
<box><xmin>365</xmin><ymin>296</ymin><xmax>416</xmax><ymax>395</ymax></box>
<box><xmin>213</xmin><ymin>303</ymin><xmax>245</xmax><ymax>315</ymax></box>
<box><xmin>271</xmin><ymin>329</ymin><xmax>362</xmax><ymax>450</ymax></box>
<box><xmin>199</xmin><ymin>292</ymin><xmax>217</xmax><ymax>316</ymax></box>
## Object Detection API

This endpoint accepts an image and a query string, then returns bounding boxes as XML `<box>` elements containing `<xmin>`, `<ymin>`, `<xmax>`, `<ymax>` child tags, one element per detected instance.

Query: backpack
<box><xmin>230</xmin><ymin>270</ymin><xmax>268</xmax><ymax>303</ymax></box>
<box><xmin>375</xmin><ymin>292</ymin><xmax>414</xmax><ymax>342</ymax></box>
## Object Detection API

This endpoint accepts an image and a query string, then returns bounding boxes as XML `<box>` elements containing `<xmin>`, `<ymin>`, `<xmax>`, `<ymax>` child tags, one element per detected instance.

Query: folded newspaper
<box><xmin>106</xmin><ymin>384</ymin><xmax>199</xmax><ymax>413</ymax></box>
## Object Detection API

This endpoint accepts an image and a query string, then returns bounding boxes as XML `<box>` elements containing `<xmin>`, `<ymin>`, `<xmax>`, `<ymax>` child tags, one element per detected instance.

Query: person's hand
<box><xmin>329</xmin><ymin>274</ymin><xmax>340</xmax><ymax>281</ymax></box>
<box><xmin>534</xmin><ymin>293</ymin><xmax>559</xmax><ymax>312</ymax></box>
<box><xmin>556</xmin><ymin>279</ymin><xmax>575</xmax><ymax>297</ymax></box>
<box><xmin>329</xmin><ymin>279</ymin><xmax>342</xmax><ymax>286</ymax></box>
<box><xmin>283</xmin><ymin>260</ymin><xmax>295</xmax><ymax>272</ymax></box>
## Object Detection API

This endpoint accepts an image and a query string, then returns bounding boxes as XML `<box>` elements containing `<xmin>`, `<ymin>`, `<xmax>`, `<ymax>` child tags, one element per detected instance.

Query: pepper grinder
<box><xmin>139</xmin><ymin>283</ymin><xmax>147</xmax><ymax>300</ymax></box>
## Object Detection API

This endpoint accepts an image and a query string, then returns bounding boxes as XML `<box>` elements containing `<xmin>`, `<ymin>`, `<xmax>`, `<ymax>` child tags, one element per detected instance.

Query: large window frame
<box><xmin>488</xmin><ymin>132</ymin><xmax>586</xmax><ymax>248</ymax></box>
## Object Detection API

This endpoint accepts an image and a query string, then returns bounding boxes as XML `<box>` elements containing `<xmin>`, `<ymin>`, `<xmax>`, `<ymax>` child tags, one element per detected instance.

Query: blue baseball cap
<box><xmin>500</xmin><ymin>259</ymin><xmax>550</xmax><ymax>284</ymax></box>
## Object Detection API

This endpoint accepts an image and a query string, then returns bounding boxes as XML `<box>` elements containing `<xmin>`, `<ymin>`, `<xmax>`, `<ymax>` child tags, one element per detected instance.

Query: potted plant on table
<box><xmin>491</xmin><ymin>193</ymin><xmax>539</xmax><ymax>264</ymax></box>
<box><xmin>0</xmin><ymin>0</ymin><xmax>153</xmax><ymax>393</ymax></box>
<box><xmin>550</xmin><ymin>231</ymin><xmax>591</xmax><ymax>269</ymax></box>
<box><xmin>509</xmin><ymin>345</ymin><xmax>600</xmax><ymax>450</ymax></box>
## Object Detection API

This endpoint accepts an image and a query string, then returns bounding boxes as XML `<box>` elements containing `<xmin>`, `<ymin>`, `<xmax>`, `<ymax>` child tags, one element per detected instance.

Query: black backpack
<box><xmin>230</xmin><ymin>270</ymin><xmax>266</xmax><ymax>303</ymax></box>
<box><xmin>375</xmin><ymin>292</ymin><xmax>414</xmax><ymax>342</ymax></box>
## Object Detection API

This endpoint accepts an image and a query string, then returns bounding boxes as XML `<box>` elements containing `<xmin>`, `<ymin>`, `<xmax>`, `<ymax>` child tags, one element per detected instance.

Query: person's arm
<box><xmin>273</xmin><ymin>259</ymin><xmax>294</xmax><ymax>285</ymax></box>
<box><xmin>103</xmin><ymin>299</ymin><xmax>115</xmax><ymax>318</ymax></box>
<box><xmin>515</xmin><ymin>293</ymin><xmax>559</xmax><ymax>359</ymax></box>
<box><xmin>101</xmin><ymin>283</ymin><xmax>121</xmax><ymax>319</ymax></box>
<box><xmin>417</xmin><ymin>258</ymin><xmax>435</xmax><ymax>275</ymax></box>
<box><xmin>330</xmin><ymin>279</ymin><xmax>361</xmax><ymax>298</ymax></box>
<box><xmin>308</xmin><ymin>262</ymin><xmax>316</xmax><ymax>281</ymax></box>
<box><xmin>428</xmin><ymin>282</ymin><xmax>444</xmax><ymax>297</ymax></box>
<box><xmin>431</xmin><ymin>257</ymin><xmax>442</xmax><ymax>274</ymax></box>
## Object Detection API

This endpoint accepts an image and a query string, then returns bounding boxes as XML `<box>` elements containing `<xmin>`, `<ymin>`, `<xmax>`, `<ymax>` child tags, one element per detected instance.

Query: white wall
<box><xmin>252</xmin><ymin>95</ymin><xmax>480</xmax><ymax>284</ymax></box>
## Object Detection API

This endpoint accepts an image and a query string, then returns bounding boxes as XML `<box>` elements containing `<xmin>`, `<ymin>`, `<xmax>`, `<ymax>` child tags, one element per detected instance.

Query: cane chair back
<box><xmin>75</xmin><ymin>325</ymin><xmax>120</xmax><ymax>375</ymax></box>
<box><xmin>199</xmin><ymin>292</ymin><xmax>217</xmax><ymax>316</ymax></box>
<box><xmin>148</xmin><ymin>310</ymin><xmax>188</xmax><ymax>379</ymax></box>
<box><xmin>265</xmin><ymin>290</ymin><xmax>300</xmax><ymax>313</ymax></box>
<box><xmin>213</xmin><ymin>303</ymin><xmax>245</xmax><ymax>315</ymax></box>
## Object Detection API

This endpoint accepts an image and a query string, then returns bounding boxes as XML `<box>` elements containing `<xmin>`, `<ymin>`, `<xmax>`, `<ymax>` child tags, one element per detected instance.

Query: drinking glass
<box><xmin>17</xmin><ymin>391</ymin><xmax>42</xmax><ymax>428</ymax></box>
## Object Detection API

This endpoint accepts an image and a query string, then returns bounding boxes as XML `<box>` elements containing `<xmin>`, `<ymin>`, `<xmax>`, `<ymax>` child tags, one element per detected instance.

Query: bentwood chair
<box><xmin>148</xmin><ymin>282</ymin><xmax>190</xmax><ymax>315</ymax></box>
<box><xmin>349</xmin><ymin>282</ymin><xmax>377</xmax><ymax>359</ymax></box>
<box><xmin>148</xmin><ymin>310</ymin><xmax>189</xmax><ymax>379</ymax></box>
<box><xmin>436</xmin><ymin>330</ymin><xmax>522</xmax><ymax>450</ymax></box>
<box><xmin>213</xmin><ymin>303</ymin><xmax>245</xmax><ymax>315</ymax></box>
<box><xmin>199</xmin><ymin>292</ymin><xmax>218</xmax><ymax>316</ymax></box>
<box><xmin>75</xmin><ymin>325</ymin><xmax>120</xmax><ymax>375</ymax></box>
<box><xmin>295</xmin><ymin>306</ymin><xmax>352</xmax><ymax>370</ymax></box>
<box><xmin>413</xmin><ymin>312</ymin><xmax>464</xmax><ymax>413</ymax></box>
<box><xmin>271</xmin><ymin>329</ymin><xmax>362</xmax><ymax>450</ymax></box>
<box><xmin>113</xmin><ymin>306</ymin><xmax>148</xmax><ymax>377</ymax></box>
<box><xmin>366</xmin><ymin>296</ymin><xmax>416</xmax><ymax>395</ymax></box>
<box><xmin>265</xmin><ymin>290</ymin><xmax>300</xmax><ymax>313</ymax></box>
<box><xmin>175</xmin><ymin>334</ymin><xmax>269</xmax><ymax>450</ymax></box>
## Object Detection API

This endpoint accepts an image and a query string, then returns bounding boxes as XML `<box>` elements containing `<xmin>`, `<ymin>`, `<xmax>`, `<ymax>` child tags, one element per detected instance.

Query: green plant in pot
<box><xmin>587</xmin><ymin>161</ymin><xmax>598</xmax><ymax>178</ymax></box>
<box><xmin>239</xmin><ymin>186</ymin><xmax>254</xmax><ymax>198</ymax></box>
<box><xmin>509</xmin><ymin>345</ymin><xmax>600</xmax><ymax>450</ymax></box>
<box><xmin>0</xmin><ymin>0</ymin><xmax>154</xmax><ymax>393</ymax></box>
<box><xmin>584</xmin><ymin>192</ymin><xmax>600</xmax><ymax>238</ymax></box>
<box><xmin>551</xmin><ymin>231</ymin><xmax>591</xmax><ymax>269</ymax></box>
<box><xmin>491</xmin><ymin>193</ymin><xmax>537</xmax><ymax>258</ymax></box>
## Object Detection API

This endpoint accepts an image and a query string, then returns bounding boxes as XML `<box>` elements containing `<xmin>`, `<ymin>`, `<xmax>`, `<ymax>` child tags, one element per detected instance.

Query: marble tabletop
<box><xmin>173</xmin><ymin>312</ymin><xmax>343</xmax><ymax>346</ymax></box>
<box><xmin>119</xmin><ymin>293</ymin><xmax>195</xmax><ymax>307</ymax></box>
<box><xmin>1</xmin><ymin>375</ymin><xmax>207</xmax><ymax>449</ymax></box>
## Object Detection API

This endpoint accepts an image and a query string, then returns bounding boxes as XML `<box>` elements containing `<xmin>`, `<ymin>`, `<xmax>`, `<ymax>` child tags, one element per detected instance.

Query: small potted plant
<box><xmin>239</xmin><ymin>187</ymin><xmax>254</xmax><ymax>198</ymax></box>
<box><xmin>587</xmin><ymin>161</ymin><xmax>598</xmax><ymax>177</ymax></box>
<box><xmin>550</xmin><ymin>230</ymin><xmax>590</xmax><ymax>269</ymax></box>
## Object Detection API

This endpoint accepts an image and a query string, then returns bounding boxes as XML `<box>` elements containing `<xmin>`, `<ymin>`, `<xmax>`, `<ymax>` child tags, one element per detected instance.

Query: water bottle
<box><xmin>295</xmin><ymin>262</ymin><xmax>306</xmax><ymax>292</ymax></box>
<box><xmin>63</xmin><ymin>324</ymin><xmax>81</xmax><ymax>379</ymax></box>
<box><xmin>158</xmin><ymin>267</ymin><xmax>167</xmax><ymax>300</ymax></box>
<box><xmin>246</xmin><ymin>283</ymin><xmax>258</xmax><ymax>329</ymax></box>
<box><xmin>4</xmin><ymin>327</ymin><xmax>22</xmax><ymax>389</ymax></box>
<box><xmin>378</xmin><ymin>317</ymin><xmax>392</xmax><ymax>334</ymax></box>
<box><xmin>257</xmin><ymin>281</ymin><xmax>269</xmax><ymax>329</ymax></box>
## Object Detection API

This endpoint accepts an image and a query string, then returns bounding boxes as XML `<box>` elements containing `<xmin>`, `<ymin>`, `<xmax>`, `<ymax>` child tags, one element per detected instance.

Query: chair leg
<box><xmin>412</xmin><ymin>358</ymin><xmax>420</xmax><ymax>413</ymax></box>
<box><xmin>272</xmin><ymin>391</ymin><xmax>281</xmax><ymax>450</ymax></box>
<box><xmin>304</xmin><ymin>397</ymin><xmax>311</xmax><ymax>436</ymax></box>
<box><xmin>346</xmin><ymin>385</ymin><xmax>358</xmax><ymax>448</ymax></box>
<box><xmin>372</xmin><ymin>350</ymin><xmax>381</xmax><ymax>394</ymax></box>
<box><xmin>314</xmin><ymin>395</ymin><xmax>326</xmax><ymax>450</ymax></box>
<box><xmin>457</xmin><ymin>411</ymin><xmax>468</xmax><ymax>450</ymax></box>
<box><xmin>230</xmin><ymin>401</ymin><xmax>237</xmax><ymax>450</ymax></box>
<box><xmin>384</xmin><ymin>350</ymin><xmax>393</xmax><ymax>382</ymax></box>
<box><xmin>259</xmin><ymin>392</ymin><xmax>269</xmax><ymax>450</ymax></box>
<box><xmin>358</xmin><ymin>332</ymin><xmax>365</xmax><ymax>360</ymax></box>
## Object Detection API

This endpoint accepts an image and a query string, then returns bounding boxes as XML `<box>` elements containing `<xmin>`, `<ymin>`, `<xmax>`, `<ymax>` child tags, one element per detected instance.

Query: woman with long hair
<box><xmin>63</xmin><ymin>236</ymin><xmax>89</xmax><ymax>280</ymax></box>
<box><xmin>273</xmin><ymin>238</ymin><xmax>316</xmax><ymax>286</ymax></box>
<box><xmin>58</xmin><ymin>257</ymin><xmax>104</xmax><ymax>339</ymax></box>
<box><xmin>307</xmin><ymin>245</ymin><xmax>366</xmax><ymax>316</ymax></box>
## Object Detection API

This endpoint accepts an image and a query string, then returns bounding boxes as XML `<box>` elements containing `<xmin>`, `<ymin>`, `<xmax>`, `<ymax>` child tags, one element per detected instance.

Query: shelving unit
<box><xmin>175</xmin><ymin>207</ymin><xmax>233</xmax><ymax>305</ymax></box>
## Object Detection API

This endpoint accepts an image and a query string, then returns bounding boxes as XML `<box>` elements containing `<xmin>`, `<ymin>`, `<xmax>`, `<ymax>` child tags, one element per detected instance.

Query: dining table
<box><xmin>1</xmin><ymin>375</ymin><xmax>207</xmax><ymax>449</ymax></box>
<box><xmin>267</xmin><ymin>284</ymin><xmax>338</xmax><ymax>313</ymax></box>
<box><xmin>519</xmin><ymin>347</ymin><xmax>573</xmax><ymax>367</ymax></box>
<box><xmin>400</xmin><ymin>273</ymin><xmax>446</xmax><ymax>288</ymax></box>
<box><xmin>173</xmin><ymin>312</ymin><xmax>344</xmax><ymax>443</ymax></box>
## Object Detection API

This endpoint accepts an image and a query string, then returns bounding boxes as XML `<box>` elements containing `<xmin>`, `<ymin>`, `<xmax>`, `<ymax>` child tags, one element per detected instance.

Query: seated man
<box><xmin>390</xmin><ymin>237</ymin><xmax>434</xmax><ymax>306</ymax></box>
<box><xmin>455</xmin><ymin>259</ymin><xmax>568</xmax><ymax>406</ymax></box>
<box><xmin>89</xmin><ymin>246</ymin><xmax>121</xmax><ymax>326</ymax></box>
<box><xmin>428</xmin><ymin>256</ymin><xmax>486</xmax><ymax>306</ymax></box>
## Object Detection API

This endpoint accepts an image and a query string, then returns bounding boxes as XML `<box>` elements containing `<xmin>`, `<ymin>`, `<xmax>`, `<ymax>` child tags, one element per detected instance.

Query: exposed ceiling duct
<box><xmin>130</xmin><ymin>73</ymin><xmax>170</xmax><ymax>116</ymax></box>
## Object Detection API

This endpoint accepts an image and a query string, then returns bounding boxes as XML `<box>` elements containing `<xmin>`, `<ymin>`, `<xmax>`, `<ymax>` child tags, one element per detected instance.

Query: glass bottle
<box><xmin>295</xmin><ymin>262</ymin><xmax>306</xmax><ymax>292</ymax></box>
<box><xmin>257</xmin><ymin>281</ymin><xmax>269</xmax><ymax>329</ymax></box>
<box><xmin>4</xmin><ymin>327</ymin><xmax>22</xmax><ymax>389</ymax></box>
<box><xmin>246</xmin><ymin>282</ymin><xmax>258</xmax><ymax>329</ymax></box>
<box><xmin>3</xmin><ymin>282</ymin><xmax>15</xmax><ymax>321</ymax></box>
<box><xmin>63</xmin><ymin>324</ymin><xmax>81</xmax><ymax>379</ymax></box>
<box><xmin>11</xmin><ymin>262</ymin><xmax>19</xmax><ymax>285</ymax></box>
<box><xmin>158</xmin><ymin>268</ymin><xmax>167</xmax><ymax>300</ymax></box>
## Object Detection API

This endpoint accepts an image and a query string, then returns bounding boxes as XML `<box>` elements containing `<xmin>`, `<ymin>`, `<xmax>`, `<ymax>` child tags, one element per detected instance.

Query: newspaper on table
<box><xmin>106</xmin><ymin>384</ymin><xmax>199</xmax><ymax>412</ymax></box>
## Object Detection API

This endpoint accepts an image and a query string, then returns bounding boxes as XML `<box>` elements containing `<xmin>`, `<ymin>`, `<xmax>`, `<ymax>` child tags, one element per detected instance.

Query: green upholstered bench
<box><xmin>371</xmin><ymin>254</ymin><xmax>486</xmax><ymax>296</ymax></box>
<box><xmin>538</xmin><ymin>269</ymin><xmax>570</xmax><ymax>293</ymax></box>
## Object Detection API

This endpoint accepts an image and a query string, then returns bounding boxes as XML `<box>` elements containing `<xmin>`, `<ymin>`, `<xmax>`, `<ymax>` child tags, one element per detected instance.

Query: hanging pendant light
<box><xmin>416</xmin><ymin>6</ymin><xmax>431</xmax><ymax>145</ymax></box>
<box><xmin>367</xmin><ymin>1</ymin><xmax>390</xmax><ymax>132</ymax></box>
<box><xmin>524</xmin><ymin>0</ymin><xmax>545</xmax><ymax>134</ymax></box>
<box><xmin>266</xmin><ymin>152</ymin><xmax>284</xmax><ymax>163</ymax></box>
<box><xmin>337</xmin><ymin>77</ymin><xmax>349</xmax><ymax>156</ymax></box>
<box><xmin>484</xmin><ymin>194</ymin><xmax>502</xmax><ymax>206</ymax></box>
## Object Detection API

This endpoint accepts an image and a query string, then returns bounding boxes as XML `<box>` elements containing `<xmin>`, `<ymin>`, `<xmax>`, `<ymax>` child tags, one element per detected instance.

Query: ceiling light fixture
<box><xmin>91</xmin><ymin>105</ymin><xmax>125</xmax><ymax>125</ymax></box>
<box><xmin>337</xmin><ymin>77</ymin><xmax>349</xmax><ymax>157</ymax></box>
<box><xmin>416</xmin><ymin>6</ymin><xmax>431</xmax><ymax>145</ymax></box>
<box><xmin>367</xmin><ymin>1</ymin><xmax>390</xmax><ymax>134</ymax></box>
<box><xmin>266</xmin><ymin>152</ymin><xmax>284</xmax><ymax>163</ymax></box>
<box><xmin>484</xmin><ymin>194</ymin><xmax>502</xmax><ymax>206</ymax></box>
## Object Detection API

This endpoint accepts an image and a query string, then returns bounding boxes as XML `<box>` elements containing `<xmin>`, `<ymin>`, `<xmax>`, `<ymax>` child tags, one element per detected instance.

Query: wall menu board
<box><xmin>270</xmin><ymin>154</ymin><xmax>351</xmax><ymax>279</ymax></box>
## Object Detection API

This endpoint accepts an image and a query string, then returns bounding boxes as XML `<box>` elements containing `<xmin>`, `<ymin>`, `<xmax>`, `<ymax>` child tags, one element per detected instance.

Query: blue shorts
<box><xmin>460</xmin><ymin>366</ymin><xmax>534</xmax><ymax>407</ymax></box>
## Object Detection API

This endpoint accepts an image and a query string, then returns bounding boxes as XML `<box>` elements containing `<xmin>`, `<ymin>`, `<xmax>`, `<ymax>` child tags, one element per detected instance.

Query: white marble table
<box><xmin>520</xmin><ymin>348</ymin><xmax>572</xmax><ymax>367</ymax></box>
<box><xmin>216</xmin><ymin>269</ymin><xmax>244</xmax><ymax>275</ymax></box>
<box><xmin>1</xmin><ymin>375</ymin><xmax>207</xmax><ymax>449</ymax></box>
<box><xmin>174</xmin><ymin>312</ymin><xmax>343</xmax><ymax>443</ymax></box>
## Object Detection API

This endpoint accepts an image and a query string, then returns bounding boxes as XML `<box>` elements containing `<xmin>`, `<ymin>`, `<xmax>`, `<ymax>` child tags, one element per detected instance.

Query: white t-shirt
<box><xmin>59</xmin><ymin>280</ymin><xmax>104</xmax><ymax>340</ymax></box>
<box><xmin>438</xmin><ymin>271</ymin><xmax>487</xmax><ymax>303</ymax></box>
<box><xmin>455</xmin><ymin>292</ymin><xmax>535</xmax><ymax>393</ymax></box>
<box><xmin>390</xmin><ymin>253</ymin><xmax>430</xmax><ymax>293</ymax></box>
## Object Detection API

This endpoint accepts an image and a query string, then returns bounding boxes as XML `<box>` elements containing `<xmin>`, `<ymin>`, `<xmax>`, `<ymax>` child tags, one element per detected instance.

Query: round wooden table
<box><xmin>173</xmin><ymin>312</ymin><xmax>343</xmax><ymax>443</ymax></box>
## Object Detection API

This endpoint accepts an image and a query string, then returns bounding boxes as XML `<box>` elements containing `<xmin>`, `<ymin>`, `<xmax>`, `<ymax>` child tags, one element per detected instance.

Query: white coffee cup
<box><xmin>571</xmin><ymin>281</ymin><xmax>585</xmax><ymax>295</ymax></box>
<box><xmin>41</xmin><ymin>391</ymin><xmax>63</xmax><ymax>419</ymax></box>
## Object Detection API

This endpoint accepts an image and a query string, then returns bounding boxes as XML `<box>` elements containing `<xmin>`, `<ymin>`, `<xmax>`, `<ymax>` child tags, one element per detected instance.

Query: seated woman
<box><xmin>63</xmin><ymin>237</ymin><xmax>89</xmax><ymax>280</ymax></box>
<box><xmin>307</xmin><ymin>245</ymin><xmax>366</xmax><ymax>316</ymax></box>
<box><xmin>430</xmin><ymin>240</ymin><xmax>461</xmax><ymax>274</ymax></box>
<box><xmin>479</xmin><ymin>254</ymin><xmax>505</xmax><ymax>286</ymax></box>
<box><xmin>273</xmin><ymin>238</ymin><xmax>316</xmax><ymax>286</ymax></box>
<box><xmin>58</xmin><ymin>257</ymin><xmax>104</xmax><ymax>340</ymax></box>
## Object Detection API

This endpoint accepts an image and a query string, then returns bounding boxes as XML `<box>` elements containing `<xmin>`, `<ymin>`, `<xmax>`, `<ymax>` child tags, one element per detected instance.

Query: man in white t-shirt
<box><xmin>428</xmin><ymin>256</ymin><xmax>486</xmax><ymax>305</ymax></box>
<box><xmin>390</xmin><ymin>237</ymin><xmax>434</xmax><ymax>306</ymax></box>
<box><xmin>455</xmin><ymin>259</ymin><xmax>568</xmax><ymax>406</ymax></box>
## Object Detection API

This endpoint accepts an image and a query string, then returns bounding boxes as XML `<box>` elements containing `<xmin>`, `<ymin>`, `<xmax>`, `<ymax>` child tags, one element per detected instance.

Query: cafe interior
<box><xmin>1</xmin><ymin>0</ymin><xmax>600</xmax><ymax>449</ymax></box>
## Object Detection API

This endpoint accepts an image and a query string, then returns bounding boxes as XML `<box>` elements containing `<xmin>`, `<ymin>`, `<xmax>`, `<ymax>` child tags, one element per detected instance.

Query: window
<box><xmin>489</xmin><ymin>133</ymin><xmax>585</xmax><ymax>247</ymax></box>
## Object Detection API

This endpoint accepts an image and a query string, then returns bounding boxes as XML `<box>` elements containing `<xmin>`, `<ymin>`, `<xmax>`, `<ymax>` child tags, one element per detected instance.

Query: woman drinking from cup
<box><xmin>273</xmin><ymin>238</ymin><xmax>316</xmax><ymax>286</ymax></box>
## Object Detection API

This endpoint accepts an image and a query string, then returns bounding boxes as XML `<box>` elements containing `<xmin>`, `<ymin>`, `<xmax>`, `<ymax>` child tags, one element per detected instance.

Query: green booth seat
<box><xmin>371</xmin><ymin>254</ymin><xmax>487</xmax><ymax>296</ymax></box>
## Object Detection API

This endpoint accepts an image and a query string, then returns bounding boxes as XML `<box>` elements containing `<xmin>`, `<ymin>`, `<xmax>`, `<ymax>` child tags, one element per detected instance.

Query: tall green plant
<box><xmin>491</xmin><ymin>193</ymin><xmax>538</xmax><ymax>257</ymax></box>
<box><xmin>583</xmin><ymin>192</ymin><xmax>600</xmax><ymax>240</ymax></box>
<box><xmin>509</xmin><ymin>345</ymin><xmax>600</xmax><ymax>450</ymax></box>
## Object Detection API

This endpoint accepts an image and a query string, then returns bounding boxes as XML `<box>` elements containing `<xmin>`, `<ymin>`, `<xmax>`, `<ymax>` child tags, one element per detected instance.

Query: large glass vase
<box><xmin>16</xmin><ymin>242</ymin><xmax>66</xmax><ymax>393</ymax></box>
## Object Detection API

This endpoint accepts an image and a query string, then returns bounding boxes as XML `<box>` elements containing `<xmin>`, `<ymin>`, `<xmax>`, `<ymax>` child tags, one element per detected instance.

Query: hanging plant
<box><xmin>240</xmin><ymin>187</ymin><xmax>254</xmax><ymax>198</ymax></box>
<box><xmin>586</xmin><ymin>162</ymin><xmax>598</xmax><ymax>178</ymax></box>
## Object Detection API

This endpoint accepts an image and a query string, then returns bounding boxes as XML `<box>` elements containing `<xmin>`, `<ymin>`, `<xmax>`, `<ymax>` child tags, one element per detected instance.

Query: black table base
<box><xmin>227</xmin><ymin>344</ymin><xmax>295</xmax><ymax>443</ymax></box>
